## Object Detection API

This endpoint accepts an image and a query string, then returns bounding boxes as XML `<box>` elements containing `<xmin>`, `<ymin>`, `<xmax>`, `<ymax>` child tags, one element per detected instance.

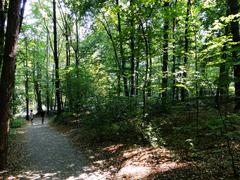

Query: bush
<box><xmin>83</xmin><ymin>96</ymin><xmax>140</xmax><ymax>127</ymax></box>
<box><xmin>10</xmin><ymin>118</ymin><xmax>25</xmax><ymax>128</ymax></box>
<box><xmin>52</xmin><ymin>111</ymin><xmax>75</xmax><ymax>124</ymax></box>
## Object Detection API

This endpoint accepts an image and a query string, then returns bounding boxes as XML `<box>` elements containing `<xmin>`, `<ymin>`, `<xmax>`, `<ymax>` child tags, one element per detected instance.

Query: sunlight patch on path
<box><xmin>116</xmin><ymin>165</ymin><xmax>151</xmax><ymax>179</ymax></box>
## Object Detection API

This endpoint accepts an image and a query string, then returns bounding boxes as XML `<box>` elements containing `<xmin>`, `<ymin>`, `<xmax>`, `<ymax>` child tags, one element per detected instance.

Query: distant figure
<box><xmin>30</xmin><ymin>110</ymin><xmax>34</xmax><ymax>125</ymax></box>
<box><xmin>40</xmin><ymin>111</ymin><xmax>45</xmax><ymax>124</ymax></box>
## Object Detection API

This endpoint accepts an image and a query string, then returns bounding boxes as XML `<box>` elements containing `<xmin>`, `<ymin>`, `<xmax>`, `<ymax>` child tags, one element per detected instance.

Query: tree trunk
<box><xmin>24</xmin><ymin>37</ymin><xmax>29</xmax><ymax>120</ymax></box>
<box><xmin>130</xmin><ymin>0</ymin><xmax>135</xmax><ymax>96</ymax></box>
<box><xmin>0</xmin><ymin>0</ymin><xmax>6</xmax><ymax>71</ymax></box>
<box><xmin>53</xmin><ymin>0</ymin><xmax>62</xmax><ymax>114</ymax></box>
<box><xmin>227</xmin><ymin>0</ymin><xmax>240</xmax><ymax>111</ymax></box>
<box><xmin>172</xmin><ymin>7</ymin><xmax>178</xmax><ymax>102</ymax></box>
<box><xmin>98</xmin><ymin>13</ymin><xmax>121</xmax><ymax>96</ymax></box>
<box><xmin>116</xmin><ymin>0</ymin><xmax>129</xmax><ymax>96</ymax></box>
<box><xmin>0</xmin><ymin>0</ymin><xmax>21</xmax><ymax>170</ymax></box>
<box><xmin>46</xmin><ymin>34</ymin><xmax>50</xmax><ymax>114</ymax></box>
<box><xmin>139</xmin><ymin>20</ymin><xmax>149</xmax><ymax>116</ymax></box>
<box><xmin>162</xmin><ymin>1</ymin><xmax>169</xmax><ymax>106</ymax></box>
<box><xmin>35</xmin><ymin>81</ymin><xmax>42</xmax><ymax>113</ymax></box>
<box><xmin>181</xmin><ymin>0</ymin><xmax>191</xmax><ymax>101</ymax></box>
<box><xmin>147</xmin><ymin>31</ymin><xmax>152</xmax><ymax>97</ymax></box>
<box><xmin>75</xmin><ymin>18</ymin><xmax>79</xmax><ymax>67</ymax></box>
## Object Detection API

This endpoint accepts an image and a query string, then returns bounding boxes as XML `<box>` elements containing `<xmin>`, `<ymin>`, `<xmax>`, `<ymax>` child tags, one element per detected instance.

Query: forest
<box><xmin>0</xmin><ymin>0</ymin><xmax>240</xmax><ymax>179</ymax></box>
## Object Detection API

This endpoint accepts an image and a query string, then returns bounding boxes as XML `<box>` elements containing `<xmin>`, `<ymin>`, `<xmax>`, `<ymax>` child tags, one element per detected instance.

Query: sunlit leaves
<box><xmin>203</xmin><ymin>0</ymin><xmax>217</xmax><ymax>9</ymax></box>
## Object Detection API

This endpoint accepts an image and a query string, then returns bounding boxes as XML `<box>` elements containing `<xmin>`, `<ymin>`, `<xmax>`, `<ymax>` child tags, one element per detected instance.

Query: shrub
<box><xmin>10</xmin><ymin>118</ymin><xmax>25</xmax><ymax>128</ymax></box>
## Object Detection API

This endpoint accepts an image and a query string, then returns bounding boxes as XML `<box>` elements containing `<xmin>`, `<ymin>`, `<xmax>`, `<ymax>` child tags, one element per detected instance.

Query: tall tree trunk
<box><xmin>53</xmin><ymin>0</ymin><xmax>62</xmax><ymax>114</ymax></box>
<box><xmin>46</xmin><ymin>34</ymin><xmax>50</xmax><ymax>114</ymax></box>
<box><xmin>24</xmin><ymin>37</ymin><xmax>29</xmax><ymax>120</ymax></box>
<box><xmin>116</xmin><ymin>0</ymin><xmax>129</xmax><ymax>96</ymax></box>
<box><xmin>147</xmin><ymin>47</ymin><xmax>152</xmax><ymax>97</ymax></box>
<box><xmin>172</xmin><ymin>0</ymin><xmax>178</xmax><ymax>102</ymax></box>
<box><xmin>75</xmin><ymin>17</ymin><xmax>79</xmax><ymax>67</ymax></box>
<box><xmin>65</xmin><ymin>28</ymin><xmax>70</xmax><ymax>66</ymax></box>
<box><xmin>217</xmin><ymin>36</ymin><xmax>229</xmax><ymax>107</ymax></box>
<box><xmin>162</xmin><ymin>1</ymin><xmax>169</xmax><ymax>106</ymax></box>
<box><xmin>139</xmin><ymin>20</ymin><xmax>149</xmax><ymax>116</ymax></box>
<box><xmin>172</xmin><ymin>19</ymin><xmax>177</xmax><ymax>102</ymax></box>
<box><xmin>98</xmin><ymin>14</ymin><xmax>121</xmax><ymax>96</ymax></box>
<box><xmin>19</xmin><ymin>0</ymin><xmax>27</xmax><ymax>33</ymax></box>
<box><xmin>181</xmin><ymin>0</ymin><xmax>191</xmax><ymax>101</ymax></box>
<box><xmin>227</xmin><ymin>0</ymin><xmax>240</xmax><ymax>111</ymax></box>
<box><xmin>0</xmin><ymin>0</ymin><xmax>6</xmax><ymax>71</ymax></box>
<box><xmin>35</xmin><ymin>84</ymin><xmax>42</xmax><ymax>113</ymax></box>
<box><xmin>135</xmin><ymin>25</ymin><xmax>141</xmax><ymax>96</ymax></box>
<box><xmin>0</xmin><ymin>0</ymin><xmax>21</xmax><ymax>170</ymax></box>
<box><xmin>130</xmin><ymin>0</ymin><xmax>135</xmax><ymax>96</ymax></box>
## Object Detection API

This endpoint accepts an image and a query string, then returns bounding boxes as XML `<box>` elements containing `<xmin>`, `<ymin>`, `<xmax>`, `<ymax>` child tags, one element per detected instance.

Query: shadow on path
<box><xmin>6</xmin><ymin>117</ymin><xmax>89</xmax><ymax>179</ymax></box>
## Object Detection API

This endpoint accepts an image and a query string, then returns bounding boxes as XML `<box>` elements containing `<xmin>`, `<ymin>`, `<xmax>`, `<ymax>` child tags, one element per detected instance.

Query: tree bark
<box><xmin>172</xmin><ymin>0</ymin><xmax>178</xmax><ymax>102</ymax></box>
<box><xmin>130</xmin><ymin>0</ymin><xmax>135</xmax><ymax>96</ymax></box>
<box><xmin>227</xmin><ymin>0</ymin><xmax>240</xmax><ymax>111</ymax></box>
<box><xmin>181</xmin><ymin>0</ymin><xmax>191</xmax><ymax>101</ymax></box>
<box><xmin>0</xmin><ymin>0</ymin><xmax>21</xmax><ymax>170</ymax></box>
<box><xmin>24</xmin><ymin>37</ymin><xmax>29</xmax><ymax>120</ymax></box>
<box><xmin>0</xmin><ymin>0</ymin><xmax>6</xmax><ymax>71</ymax></box>
<box><xmin>75</xmin><ymin>17</ymin><xmax>79</xmax><ymax>67</ymax></box>
<box><xmin>139</xmin><ymin>19</ymin><xmax>149</xmax><ymax>116</ymax></box>
<box><xmin>53</xmin><ymin>0</ymin><xmax>62</xmax><ymax>114</ymax></box>
<box><xmin>116</xmin><ymin>0</ymin><xmax>129</xmax><ymax>96</ymax></box>
<box><xmin>46</xmin><ymin>34</ymin><xmax>50</xmax><ymax>114</ymax></box>
<box><xmin>162</xmin><ymin>1</ymin><xmax>169</xmax><ymax>106</ymax></box>
<box><xmin>172</xmin><ymin>18</ymin><xmax>177</xmax><ymax>102</ymax></box>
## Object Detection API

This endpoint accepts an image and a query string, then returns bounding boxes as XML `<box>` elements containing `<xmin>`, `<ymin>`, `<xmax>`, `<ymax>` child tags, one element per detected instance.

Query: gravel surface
<box><xmin>7</xmin><ymin>118</ymin><xmax>89</xmax><ymax>179</ymax></box>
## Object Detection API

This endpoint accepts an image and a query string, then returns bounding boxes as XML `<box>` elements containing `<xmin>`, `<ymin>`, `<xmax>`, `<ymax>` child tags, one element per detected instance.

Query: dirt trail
<box><xmin>4</xmin><ymin>117</ymin><xmax>212</xmax><ymax>179</ymax></box>
<box><xmin>6</xmin><ymin>118</ymin><xmax>89</xmax><ymax>179</ymax></box>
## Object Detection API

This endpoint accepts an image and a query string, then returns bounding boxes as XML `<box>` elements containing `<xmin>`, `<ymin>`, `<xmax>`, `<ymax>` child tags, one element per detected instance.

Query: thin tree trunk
<box><xmin>46</xmin><ymin>34</ymin><xmax>50</xmax><ymax>114</ymax></box>
<box><xmin>24</xmin><ymin>37</ymin><xmax>29</xmax><ymax>120</ymax></box>
<box><xmin>147</xmin><ymin>37</ymin><xmax>152</xmax><ymax>97</ymax></box>
<box><xmin>172</xmin><ymin>11</ymin><xmax>177</xmax><ymax>102</ymax></box>
<box><xmin>53</xmin><ymin>0</ymin><xmax>62</xmax><ymax>114</ymax></box>
<box><xmin>162</xmin><ymin>1</ymin><xmax>169</xmax><ymax>106</ymax></box>
<box><xmin>181</xmin><ymin>0</ymin><xmax>191</xmax><ymax>101</ymax></box>
<box><xmin>0</xmin><ymin>0</ymin><xmax>6</xmax><ymax>71</ymax></box>
<box><xmin>97</xmin><ymin>13</ymin><xmax>121</xmax><ymax>96</ymax></box>
<box><xmin>75</xmin><ymin>17</ymin><xmax>79</xmax><ymax>67</ymax></box>
<box><xmin>116</xmin><ymin>0</ymin><xmax>129</xmax><ymax>96</ymax></box>
<box><xmin>135</xmin><ymin>25</ymin><xmax>141</xmax><ymax>95</ymax></box>
<box><xmin>35</xmin><ymin>68</ymin><xmax>43</xmax><ymax>113</ymax></box>
<box><xmin>130</xmin><ymin>0</ymin><xmax>135</xmax><ymax>96</ymax></box>
<box><xmin>139</xmin><ymin>20</ymin><xmax>149</xmax><ymax>116</ymax></box>
<box><xmin>0</xmin><ymin>0</ymin><xmax>21</xmax><ymax>170</ymax></box>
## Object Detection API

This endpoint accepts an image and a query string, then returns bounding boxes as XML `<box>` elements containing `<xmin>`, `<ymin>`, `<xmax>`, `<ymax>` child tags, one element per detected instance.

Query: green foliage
<box><xmin>52</xmin><ymin>112</ymin><xmax>74</xmax><ymax>124</ymax></box>
<box><xmin>82</xmin><ymin>96</ymin><xmax>139</xmax><ymax>127</ymax></box>
<box><xmin>10</xmin><ymin>118</ymin><xmax>26</xmax><ymax>129</ymax></box>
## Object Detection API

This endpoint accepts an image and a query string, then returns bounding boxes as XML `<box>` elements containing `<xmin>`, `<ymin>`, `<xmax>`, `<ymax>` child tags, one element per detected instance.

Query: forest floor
<box><xmin>52</xmin><ymin>113</ymin><xmax>240</xmax><ymax>180</ymax></box>
<box><xmin>3</xmin><ymin>110</ymin><xmax>240</xmax><ymax>179</ymax></box>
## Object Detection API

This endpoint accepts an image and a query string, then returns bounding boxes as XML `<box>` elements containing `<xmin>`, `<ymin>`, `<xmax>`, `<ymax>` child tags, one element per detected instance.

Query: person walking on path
<box><xmin>30</xmin><ymin>110</ymin><xmax>34</xmax><ymax>125</ymax></box>
<box><xmin>40</xmin><ymin>110</ymin><xmax>45</xmax><ymax>124</ymax></box>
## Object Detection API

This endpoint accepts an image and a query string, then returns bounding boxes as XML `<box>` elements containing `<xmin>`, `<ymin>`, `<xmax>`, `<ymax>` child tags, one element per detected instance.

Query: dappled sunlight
<box><xmin>69</xmin><ymin>168</ymin><xmax>112</xmax><ymax>180</ymax></box>
<box><xmin>115</xmin><ymin>146</ymin><xmax>189</xmax><ymax>179</ymax></box>
<box><xmin>103</xmin><ymin>144</ymin><xmax>124</xmax><ymax>153</ymax></box>
<box><xmin>7</xmin><ymin>171</ymin><xmax>58</xmax><ymax>179</ymax></box>
<box><xmin>116</xmin><ymin>165</ymin><xmax>152</xmax><ymax>179</ymax></box>
<box><xmin>51</xmin><ymin>144</ymin><xmax>191</xmax><ymax>179</ymax></box>
<box><xmin>14</xmin><ymin>130</ymin><xmax>26</xmax><ymax>135</ymax></box>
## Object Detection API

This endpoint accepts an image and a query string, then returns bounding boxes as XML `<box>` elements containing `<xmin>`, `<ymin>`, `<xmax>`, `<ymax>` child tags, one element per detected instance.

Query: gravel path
<box><xmin>7</xmin><ymin>117</ymin><xmax>89</xmax><ymax>179</ymax></box>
